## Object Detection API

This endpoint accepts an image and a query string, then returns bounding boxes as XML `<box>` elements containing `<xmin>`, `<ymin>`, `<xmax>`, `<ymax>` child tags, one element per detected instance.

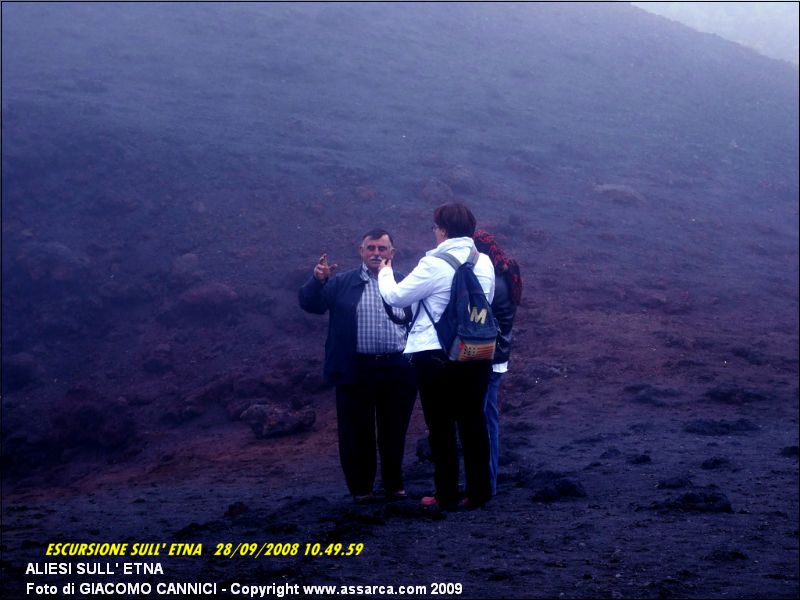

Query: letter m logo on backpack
<box><xmin>470</xmin><ymin>306</ymin><xmax>488</xmax><ymax>325</ymax></box>
<box><xmin>422</xmin><ymin>248</ymin><xmax>499</xmax><ymax>361</ymax></box>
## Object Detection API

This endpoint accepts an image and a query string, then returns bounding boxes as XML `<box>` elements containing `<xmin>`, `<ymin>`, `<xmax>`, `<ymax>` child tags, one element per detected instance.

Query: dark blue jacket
<box><xmin>299</xmin><ymin>268</ymin><xmax>407</xmax><ymax>385</ymax></box>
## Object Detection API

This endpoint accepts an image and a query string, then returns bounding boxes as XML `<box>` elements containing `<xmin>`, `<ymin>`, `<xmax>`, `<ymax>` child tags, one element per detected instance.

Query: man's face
<box><xmin>359</xmin><ymin>235</ymin><xmax>395</xmax><ymax>274</ymax></box>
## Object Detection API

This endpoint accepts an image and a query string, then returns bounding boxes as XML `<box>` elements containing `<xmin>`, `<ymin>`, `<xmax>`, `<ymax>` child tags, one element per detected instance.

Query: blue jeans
<box><xmin>483</xmin><ymin>371</ymin><xmax>504</xmax><ymax>495</ymax></box>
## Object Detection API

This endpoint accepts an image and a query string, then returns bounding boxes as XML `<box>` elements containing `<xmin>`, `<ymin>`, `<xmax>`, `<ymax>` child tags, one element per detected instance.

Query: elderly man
<box><xmin>299</xmin><ymin>229</ymin><xmax>416</xmax><ymax>503</ymax></box>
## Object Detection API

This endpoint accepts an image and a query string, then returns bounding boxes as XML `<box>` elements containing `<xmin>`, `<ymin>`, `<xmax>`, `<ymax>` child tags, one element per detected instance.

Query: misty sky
<box><xmin>632</xmin><ymin>1</ymin><xmax>799</xmax><ymax>65</ymax></box>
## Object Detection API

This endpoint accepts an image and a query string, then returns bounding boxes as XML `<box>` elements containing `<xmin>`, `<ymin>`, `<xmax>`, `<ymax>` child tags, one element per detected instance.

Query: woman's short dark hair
<box><xmin>434</xmin><ymin>203</ymin><xmax>477</xmax><ymax>238</ymax></box>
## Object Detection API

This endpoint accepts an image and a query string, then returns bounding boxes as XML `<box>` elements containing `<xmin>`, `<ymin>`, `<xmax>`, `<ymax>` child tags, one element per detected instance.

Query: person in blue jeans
<box><xmin>474</xmin><ymin>231</ymin><xmax>522</xmax><ymax>495</ymax></box>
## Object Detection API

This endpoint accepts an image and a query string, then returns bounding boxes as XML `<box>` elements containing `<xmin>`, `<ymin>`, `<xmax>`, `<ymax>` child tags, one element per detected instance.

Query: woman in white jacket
<box><xmin>378</xmin><ymin>203</ymin><xmax>495</xmax><ymax>509</ymax></box>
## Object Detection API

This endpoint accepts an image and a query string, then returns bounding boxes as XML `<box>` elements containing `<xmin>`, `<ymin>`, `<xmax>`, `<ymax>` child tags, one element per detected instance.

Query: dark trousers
<box><xmin>335</xmin><ymin>354</ymin><xmax>416</xmax><ymax>496</ymax></box>
<box><xmin>413</xmin><ymin>350</ymin><xmax>492</xmax><ymax>506</ymax></box>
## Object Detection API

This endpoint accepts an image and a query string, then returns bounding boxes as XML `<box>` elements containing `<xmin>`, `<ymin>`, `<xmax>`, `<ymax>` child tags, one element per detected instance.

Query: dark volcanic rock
<box><xmin>523</xmin><ymin>470</ymin><xmax>587</xmax><ymax>502</ymax></box>
<box><xmin>624</xmin><ymin>384</ymin><xmax>682</xmax><ymax>407</ymax></box>
<box><xmin>243</xmin><ymin>370</ymin><xmax>311</xmax><ymax>399</ymax></box>
<box><xmin>160</xmin><ymin>402</ymin><xmax>205</xmax><ymax>426</ymax></box>
<box><xmin>420</xmin><ymin>177</ymin><xmax>454</xmax><ymax>203</ymax></box>
<box><xmin>779</xmin><ymin>445</ymin><xmax>799</xmax><ymax>458</ymax></box>
<box><xmin>185</xmin><ymin>377</ymin><xmax>234</xmax><ymax>405</ymax></box>
<box><xmin>173</xmin><ymin>520</ymin><xmax>225</xmax><ymax>539</ymax></box>
<box><xmin>181</xmin><ymin>369</ymin><xmax>327</xmax><ymax>423</ymax></box>
<box><xmin>701</xmin><ymin>456</ymin><xmax>734</xmax><ymax>470</ymax></box>
<box><xmin>224</xmin><ymin>501</ymin><xmax>250</xmax><ymax>518</ymax></box>
<box><xmin>683</xmin><ymin>418</ymin><xmax>759</xmax><ymax>436</ymax></box>
<box><xmin>1</xmin><ymin>398</ymin><xmax>57</xmax><ymax>471</ymax></box>
<box><xmin>599</xmin><ymin>447</ymin><xmax>622</xmax><ymax>459</ymax></box>
<box><xmin>240</xmin><ymin>404</ymin><xmax>315</xmax><ymax>439</ymax></box>
<box><xmin>178</xmin><ymin>282</ymin><xmax>238</xmax><ymax>311</ymax></box>
<box><xmin>628</xmin><ymin>453</ymin><xmax>652</xmax><ymax>465</ymax></box>
<box><xmin>704</xmin><ymin>385</ymin><xmax>768</xmax><ymax>404</ymax></box>
<box><xmin>16</xmin><ymin>241</ymin><xmax>89</xmax><ymax>285</ymax></box>
<box><xmin>289</xmin><ymin>395</ymin><xmax>313</xmax><ymax>410</ymax></box>
<box><xmin>499</xmin><ymin>448</ymin><xmax>521</xmax><ymax>467</ymax></box>
<box><xmin>731</xmin><ymin>347</ymin><xmax>768</xmax><ymax>366</ymax></box>
<box><xmin>50</xmin><ymin>387</ymin><xmax>137</xmax><ymax>451</ymax></box>
<box><xmin>232</xmin><ymin>375</ymin><xmax>271</xmax><ymax>398</ymax></box>
<box><xmin>634</xmin><ymin>290</ymin><xmax>694</xmax><ymax>315</ymax></box>
<box><xmin>125</xmin><ymin>380</ymin><xmax>180</xmax><ymax>407</ymax></box>
<box><xmin>704</xmin><ymin>549</ymin><xmax>748</xmax><ymax>562</ymax></box>
<box><xmin>225</xmin><ymin>398</ymin><xmax>255</xmax><ymax>420</ymax></box>
<box><xmin>439</xmin><ymin>164</ymin><xmax>480</xmax><ymax>195</ymax></box>
<box><xmin>593</xmin><ymin>183</ymin><xmax>644</xmax><ymax>206</ymax></box>
<box><xmin>171</xmin><ymin>253</ymin><xmax>203</xmax><ymax>286</ymax></box>
<box><xmin>532</xmin><ymin>478</ymin><xmax>587</xmax><ymax>502</ymax></box>
<box><xmin>296</xmin><ymin>371</ymin><xmax>328</xmax><ymax>394</ymax></box>
<box><xmin>657</xmin><ymin>476</ymin><xmax>693</xmax><ymax>490</ymax></box>
<box><xmin>651</xmin><ymin>491</ymin><xmax>733</xmax><ymax>513</ymax></box>
<box><xmin>594</xmin><ymin>183</ymin><xmax>645</xmax><ymax>207</ymax></box>
<box><xmin>142</xmin><ymin>343</ymin><xmax>174</xmax><ymax>374</ymax></box>
<box><xmin>97</xmin><ymin>280</ymin><xmax>152</xmax><ymax>303</ymax></box>
<box><xmin>157</xmin><ymin>281</ymin><xmax>240</xmax><ymax>325</ymax></box>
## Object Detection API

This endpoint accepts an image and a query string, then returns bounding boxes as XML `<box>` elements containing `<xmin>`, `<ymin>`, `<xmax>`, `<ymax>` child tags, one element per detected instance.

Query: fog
<box><xmin>2</xmin><ymin>4</ymin><xmax>798</xmax><ymax>597</ymax></box>
<box><xmin>3</xmin><ymin>0</ymin><xmax>797</xmax><ymax>391</ymax></box>
<box><xmin>633</xmin><ymin>1</ymin><xmax>799</xmax><ymax>65</ymax></box>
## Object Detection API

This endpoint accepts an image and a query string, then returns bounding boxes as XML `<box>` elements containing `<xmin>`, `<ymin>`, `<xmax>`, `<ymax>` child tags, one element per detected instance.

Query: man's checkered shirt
<box><xmin>356</xmin><ymin>264</ymin><xmax>407</xmax><ymax>354</ymax></box>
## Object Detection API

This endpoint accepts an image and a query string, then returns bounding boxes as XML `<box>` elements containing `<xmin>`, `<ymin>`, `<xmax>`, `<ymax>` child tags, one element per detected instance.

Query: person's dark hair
<box><xmin>474</xmin><ymin>230</ymin><xmax>523</xmax><ymax>305</ymax></box>
<box><xmin>433</xmin><ymin>203</ymin><xmax>476</xmax><ymax>238</ymax></box>
<box><xmin>361</xmin><ymin>228</ymin><xmax>394</xmax><ymax>247</ymax></box>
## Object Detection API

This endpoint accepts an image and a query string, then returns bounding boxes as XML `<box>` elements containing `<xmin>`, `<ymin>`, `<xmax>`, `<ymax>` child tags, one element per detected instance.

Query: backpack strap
<box><xmin>431</xmin><ymin>246</ymin><xmax>479</xmax><ymax>270</ymax></box>
<box><xmin>412</xmin><ymin>246</ymin><xmax>480</xmax><ymax>330</ymax></box>
<box><xmin>382</xmin><ymin>299</ymin><xmax>413</xmax><ymax>327</ymax></box>
<box><xmin>408</xmin><ymin>300</ymin><xmax>427</xmax><ymax>330</ymax></box>
<box><xmin>431</xmin><ymin>251</ymin><xmax>460</xmax><ymax>271</ymax></box>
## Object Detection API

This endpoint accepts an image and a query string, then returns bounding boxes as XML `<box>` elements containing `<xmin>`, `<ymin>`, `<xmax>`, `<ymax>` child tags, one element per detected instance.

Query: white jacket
<box><xmin>378</xmin><ymin>237</ymin><xmax>495</xmax><ymax>354</ymax></box>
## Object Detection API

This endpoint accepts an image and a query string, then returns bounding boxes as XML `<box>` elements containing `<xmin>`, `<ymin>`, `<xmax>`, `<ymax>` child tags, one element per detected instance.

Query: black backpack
<box><xmin>419</xmin><ymin>248</ymin><xmax>499</xmax><ymax>361</ymax></box>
